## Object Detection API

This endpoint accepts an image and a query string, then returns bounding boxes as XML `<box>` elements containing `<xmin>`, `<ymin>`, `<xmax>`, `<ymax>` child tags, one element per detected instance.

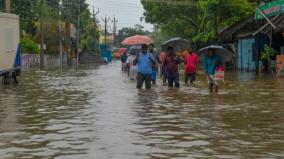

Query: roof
<box><xmin>219</xmin><ymin>15</ymin><xmax>263</xmax><ymax>42</ymax></box>
<box><xmin>261</xmin><ymin>14</ymin><xmax>284</xmax><ymax>34</ymax></box>
<box><xmin>219</xmin><ymin>13</ymin><xmax>284</xmax><ymax>42</ymax></box>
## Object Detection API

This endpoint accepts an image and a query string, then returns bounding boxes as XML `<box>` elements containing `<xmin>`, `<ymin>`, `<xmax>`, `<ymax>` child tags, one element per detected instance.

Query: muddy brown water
<box><xmin>0</xmin><ymin>61</ymin><xmax>284</xmax><ymax>159</ymax></box>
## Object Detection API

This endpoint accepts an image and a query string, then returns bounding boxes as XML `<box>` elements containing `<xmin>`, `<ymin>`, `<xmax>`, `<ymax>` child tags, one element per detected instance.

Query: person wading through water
<box><xmin>162</xmin><ymin>46</ymin><xmax>181</xmax><ymax>88</ymax></box>
<box><xmin>120</xmin><ymin>52</ymin><xmax>128</xmax><ymax>72</ymax></box>
<box><xmin>149</xmin><ymin>43</ymin><xmax>160</xmax><ymax>85</ymax></box>
<box><xmin>134</xmin><ymin>44</ymin><xmax>156</xmax><ymax>89</ymax></box>
<box><xmin>126</xmin><ymin>50</ymin><xmax>138</xmax><ymax>80</ymax></box>
<box><xmin>204</xmin><ymin>48</ymin><xmax>223</xmax><ymax>93</ymax></box>
<box><xmin>184</xmin><ymin>48</ymin><xmax>199</xmax><ymax>86</ymax></box>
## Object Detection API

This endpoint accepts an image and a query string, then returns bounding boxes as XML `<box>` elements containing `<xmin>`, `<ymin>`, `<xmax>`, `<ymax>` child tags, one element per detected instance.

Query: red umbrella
<box><xmin>118</xmin><ymin>48</ymin><xmax>128</xmax><ymax>53</ymax></box>
<box><xmin>121</xmin><ymin>35</ymin><xmax>154</xmax><ymax>45</ymax></box>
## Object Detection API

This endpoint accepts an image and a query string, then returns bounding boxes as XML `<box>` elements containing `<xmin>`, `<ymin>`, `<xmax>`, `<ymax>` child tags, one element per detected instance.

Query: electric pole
<box><xmin>59</xmin><ymin>0</ymin><xmax>63</xmax><ymax>71</ymax></box>
<box><xmin>76</xmin><ymin>0</ymin><xmax>81</xmax><ymax>71</ymax></box>
<box><xmin>93</xmin><ymin>7</ymin><xmax>99</xmax><ymax>54</ymax></box>
<box><xmin>5</xmin><ymin>0</ymin><xmax>11</xmax><ymax>13</ymax></box>
<box><xmin>40</xmin><ymin>0</ymin><xmax>44</xmax><ymax>69</ymax></box>
<box><xmin>66</xmin><ymin>0</ymin><xmax>71</xmax><ymax>66</ymax></box>
<box><xmin>112</xmin><ymin>17</ymin><xmax>118</xmax><ymax>47</ymax></box>
<box><xmin>102</xmin><ymin>17</ymin><xmax>110</xmax><ymax>46</ymax></box>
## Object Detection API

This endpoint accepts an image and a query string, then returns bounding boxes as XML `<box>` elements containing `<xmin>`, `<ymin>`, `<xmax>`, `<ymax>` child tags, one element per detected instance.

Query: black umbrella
<box><xmin>161</xmin><ymin>37</ymin><xmax>192</xmax><ymax>52</ymax></box>
<box><xmin>198</xmin><ymin>45</ymin><xmax>233</xmax><ymax>62</ymax></box>
<box><xmin>129</xmin><ymin>45</ymin><xmax>141</xmax><ymax>55</ymax></box>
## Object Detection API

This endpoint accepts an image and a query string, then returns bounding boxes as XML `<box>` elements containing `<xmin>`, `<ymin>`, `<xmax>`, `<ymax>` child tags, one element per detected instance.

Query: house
<box><xmin>219</xmin><ymin>13</ymin><xmax>284</xmax><ymax>72</ymax></box>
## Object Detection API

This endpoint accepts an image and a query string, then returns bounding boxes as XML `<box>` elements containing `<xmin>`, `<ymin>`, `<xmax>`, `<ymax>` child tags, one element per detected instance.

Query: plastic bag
<box><xmin>214</xmin><ymin>66</ymin><xmax>224</xmax><ymax>81</ymax></box>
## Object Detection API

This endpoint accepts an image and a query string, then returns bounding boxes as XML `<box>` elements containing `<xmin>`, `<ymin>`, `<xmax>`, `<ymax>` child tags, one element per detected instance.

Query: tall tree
<box><xmin>141</xmin><ymin>0</ymin><xmax>256</xmax><ymax>47</ymax></box>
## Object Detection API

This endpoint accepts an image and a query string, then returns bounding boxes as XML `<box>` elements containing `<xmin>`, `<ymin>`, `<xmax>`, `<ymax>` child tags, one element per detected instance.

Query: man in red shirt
<box><xmin>184</xmin><ymin>48</ymin><xmax>199</xmax><ymax>85</ymax></box>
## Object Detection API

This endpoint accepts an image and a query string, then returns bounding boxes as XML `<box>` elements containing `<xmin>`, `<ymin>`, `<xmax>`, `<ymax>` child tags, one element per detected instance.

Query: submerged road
<box><xmin>0</xmin><ymin>61</ymin><xmax>284</xmax><ymax>159</ymax></box>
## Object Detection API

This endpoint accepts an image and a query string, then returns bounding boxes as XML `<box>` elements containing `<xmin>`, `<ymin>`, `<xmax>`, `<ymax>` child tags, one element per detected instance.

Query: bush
<box><xmin>20</xmin><ymin>38</ymin><xmax>40</xmax><ymax>54</ymax></box>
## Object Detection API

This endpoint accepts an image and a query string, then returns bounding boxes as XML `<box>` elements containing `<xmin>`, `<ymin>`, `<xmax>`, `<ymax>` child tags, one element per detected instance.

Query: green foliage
<box><xmin>21</xmin><ymin>37</ymin><xmax>40</xmax><ymax>54</ymax></box>
<box><xmin>262</xmin><ymin>44</ymin><xmax>276</xmax><ymax>60</ymax></box>
<box><xmin>0</xmin><ymin>0</ymin><xmax>99</xmax><ymax>54</ymax></box>
<box><xmin>141</xmin><ymin>0</ymin><xmax>257</xmax><ymax>48</ymax></box>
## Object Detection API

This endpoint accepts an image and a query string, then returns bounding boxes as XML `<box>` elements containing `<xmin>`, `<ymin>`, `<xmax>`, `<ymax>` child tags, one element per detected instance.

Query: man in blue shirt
<box><xmin>134</xmin><ymin>44</ymin><xmax>156</xmax><ymax>89</ymax></box>
<box><xmin>204</xmin><ymin>49</ymin><xmax>223</xmax><ymax>93</ymax></box>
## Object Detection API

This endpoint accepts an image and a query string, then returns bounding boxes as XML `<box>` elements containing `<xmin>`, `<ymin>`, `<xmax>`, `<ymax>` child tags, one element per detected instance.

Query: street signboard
<box><xmin>255</xmin><ymin>0</ymin><xmax>284</xmax><ymax>19</ymax></box>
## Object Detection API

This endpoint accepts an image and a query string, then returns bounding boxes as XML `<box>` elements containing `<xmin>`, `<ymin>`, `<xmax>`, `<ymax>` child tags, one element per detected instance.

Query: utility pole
<box><xmin>40</xmin><ymin>0</ymin><xmax>44</xmax><ymax>69</ymax></box>
<box><xmin>59</xmin><ymin>0</ymin><xmax>63</xmax><ymax>71</ymax></box>
<box><xmin>76</xmin><ymin>0</ymin><xmax>81</xmax><ymax>71</ymax></box>
<box><xmin>102</xmin><ymin>17</ymin><xmax>110</xmax><ymax>46</ymax></box>
<box><xmin>5</xmin><ymin>0</ymin><xmax>11</xmax><ymax>13</ymax></box>
<box><xmin>93</xmin><ymin>7</ymin><xmax>99</xmax><ymax>54</ymax></box>
<box><xmin>112</xmin><ymin>17</ymin><xmax>118</xmax><ymax>47</ymax></box>
<box><xmin>66</xmin><ymin>0</ymin><xmax>71</xmax><ymax>66</ymax></box>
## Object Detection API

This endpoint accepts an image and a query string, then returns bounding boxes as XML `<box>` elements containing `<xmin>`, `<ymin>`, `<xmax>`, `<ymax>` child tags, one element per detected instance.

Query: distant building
<box><xmin>98</xmin><ymin>27</ymin><xmax>114</xmax><ymax>45</ymax></box>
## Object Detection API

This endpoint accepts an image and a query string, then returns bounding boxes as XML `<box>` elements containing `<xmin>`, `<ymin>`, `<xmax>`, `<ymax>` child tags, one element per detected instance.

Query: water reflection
<box><xmin>0</xmin><ymin>61</ymin><xmax>284</xmax><ymax>158</ymax></box>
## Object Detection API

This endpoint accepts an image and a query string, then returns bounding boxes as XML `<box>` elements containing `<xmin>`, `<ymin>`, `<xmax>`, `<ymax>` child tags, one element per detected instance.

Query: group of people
<box><xmin>121</xmin><ymin>44</ymin><xmax>223</xmax><ymax>93</ymax></box>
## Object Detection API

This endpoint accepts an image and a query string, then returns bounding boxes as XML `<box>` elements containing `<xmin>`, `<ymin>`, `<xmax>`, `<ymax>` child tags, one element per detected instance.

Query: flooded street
<box><xmin>1</xmin><ymin>61</ymin><xmax>284</xmax><ymax>159</ymax></box>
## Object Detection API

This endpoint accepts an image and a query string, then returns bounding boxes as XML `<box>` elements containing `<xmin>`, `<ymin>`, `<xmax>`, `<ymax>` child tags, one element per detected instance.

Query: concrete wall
<box><xmin>21</xmin><ymin>53</ymin><xmax>67</xmax><ymax>70</ymax></box>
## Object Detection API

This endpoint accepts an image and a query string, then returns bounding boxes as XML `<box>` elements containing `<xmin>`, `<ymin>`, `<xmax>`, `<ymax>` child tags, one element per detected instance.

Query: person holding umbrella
<box><xmin>134</xmin><ymin>44</ymin><xmax>156</xmax><ymax>89</ymax></box>
<box><xmin>204</xmin><ymin>48</ymin><xmax>223</xmax><ymax>93</ymax></box>
<box><xmin>162</xmin><ymin>46</ymin><xmax>181</xmax><ymax>88</ymax></box>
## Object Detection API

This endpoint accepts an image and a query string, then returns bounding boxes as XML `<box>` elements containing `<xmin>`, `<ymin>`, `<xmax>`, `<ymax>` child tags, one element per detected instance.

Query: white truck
<box><xmin>0</xmin><ymin>12</ymin><xmax>21</xmax><ymax>84</ymax></box>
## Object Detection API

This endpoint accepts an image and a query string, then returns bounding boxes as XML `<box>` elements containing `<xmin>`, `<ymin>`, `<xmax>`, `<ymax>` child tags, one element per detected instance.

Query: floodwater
<box><xmin>0</xmin><ymin>61</ymin><xmax>284</xmax><ymax>159</ymax></box>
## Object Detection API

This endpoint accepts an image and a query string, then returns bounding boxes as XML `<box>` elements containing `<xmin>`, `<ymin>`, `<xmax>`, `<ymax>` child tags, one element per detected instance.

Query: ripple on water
<box><xmin>0</xmin><ymin>62</ymin><xmax>284</xmax><ymax>158</ymax></box>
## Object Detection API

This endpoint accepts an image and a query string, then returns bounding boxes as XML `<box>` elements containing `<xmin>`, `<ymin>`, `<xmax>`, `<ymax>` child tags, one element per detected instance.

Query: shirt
<box><xmin>184</xmin><ymin>53</ymin><xmax>198</xmax><ymax>73</ymax></box>
<box><xmin>126</xmin><ymin>54</ymin><xmax>137</xmax><ymax>67</ymax></box>
<box><xmin>204</xmin><ymin>54</ymin><xmax>223</xmax><ymax>75</ymax></box>
<box><xmin>121</xmin><ymin>54</ymin><xmax>128</xmax><ymax>63</ymax></box>
<box><xmin>137</xmin><ymin>52</ymin><xmax>155</xmax><ymax>74</ymax></box>
<box><xmin>163</xmin><ymin>54</ymin><xmax>180</xmax><ymax>77</ymax></box>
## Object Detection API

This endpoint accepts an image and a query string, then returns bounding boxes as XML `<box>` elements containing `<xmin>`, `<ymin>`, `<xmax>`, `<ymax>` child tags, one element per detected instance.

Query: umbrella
<box><xmin>121</xmin><ymin>35</ymin><xmax>154</xmax><ymax>46</ymax></box>
<box><xmin>128</xmin><ymin>45</ymin><xmax>141</xmax><ymax>54</ymax></box>
<box><xmin>161</xmin><ymin>38</ymin><xmax>192</xmax><ymax>52</ymax></box>
<box><xmin>198</xmin><ymin>45</ymin><xmax>233</xmax><ymax>62</ymax></box>
<box><xmin>118</xmin><ymin>48</ymin><xmax>128</xmax><ymax>53</ymax></box>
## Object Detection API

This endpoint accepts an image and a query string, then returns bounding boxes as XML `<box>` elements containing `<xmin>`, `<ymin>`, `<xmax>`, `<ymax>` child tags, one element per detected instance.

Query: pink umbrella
<box><xmin>121</xmin><ymin>35</ymin><xmax>154</xmax><ymax>46</ymax></box>
<box><xmin>118</xmin><ymin>48</ymin><xmax>128</xmax><ymax>53</ymax></box>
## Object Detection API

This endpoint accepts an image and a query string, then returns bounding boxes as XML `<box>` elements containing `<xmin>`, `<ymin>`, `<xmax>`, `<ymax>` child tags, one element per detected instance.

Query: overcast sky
<box><xmin>86</xmin><ymin>0</ymin><xmax>153</xmax><ymax>32</ymax></box>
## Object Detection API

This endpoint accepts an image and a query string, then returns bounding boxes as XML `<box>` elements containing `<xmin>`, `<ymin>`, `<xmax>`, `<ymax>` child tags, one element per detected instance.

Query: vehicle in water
<box><xmin>0</xmin><ymin>12</ymin><xmax>21</xmax><ymax>84</ymax></box>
